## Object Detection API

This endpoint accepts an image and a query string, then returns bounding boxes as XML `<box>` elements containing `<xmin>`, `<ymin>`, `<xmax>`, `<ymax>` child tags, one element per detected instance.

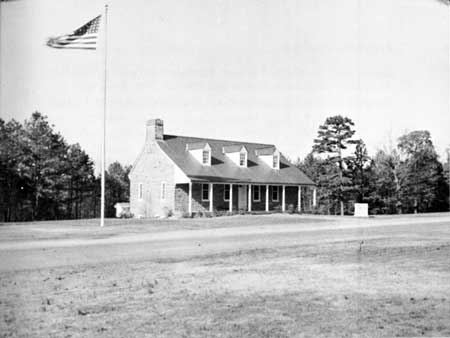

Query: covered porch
<box><xmin>175</xmin><ymin>182</ymin><xmax>317</xmax><ymax>215</ymax></box>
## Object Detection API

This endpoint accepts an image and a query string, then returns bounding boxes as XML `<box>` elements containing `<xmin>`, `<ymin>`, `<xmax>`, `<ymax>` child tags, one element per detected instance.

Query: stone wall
<box><xmin>175</xmin><ymin>183</ymin><xmax>240</xmax><ymax>214</ymax></box>
<box><xmin>174</xmin><ymin>184</ymin><xmax>189</xmax><ymax>213</ymax></box>
<box><xmin>129</xmin><ymin>139</ymin><xmax>175</xmax><ymax>218</ymax></box>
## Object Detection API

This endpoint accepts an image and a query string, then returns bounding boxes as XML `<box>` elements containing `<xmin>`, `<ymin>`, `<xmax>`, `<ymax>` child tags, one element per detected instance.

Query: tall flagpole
<box><xmin>100</xmin><ymin>4</ymin><xmax>108</xmax><ymax>227</ymax></box>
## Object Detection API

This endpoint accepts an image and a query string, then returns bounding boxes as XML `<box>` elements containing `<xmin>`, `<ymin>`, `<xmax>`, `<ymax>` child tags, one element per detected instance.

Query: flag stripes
<box><xmin>47</xmin><ymin>15</ymin><xmax>101</xmax><ymax>50</ymax></box>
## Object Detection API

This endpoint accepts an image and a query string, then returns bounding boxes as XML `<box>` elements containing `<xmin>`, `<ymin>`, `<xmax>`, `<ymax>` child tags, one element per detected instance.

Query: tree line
<box><xmin>297</xmin><ymin>115</ymin><xmax>449</xmax><ymax>215</ymax></box>
<box><xmin>1</xmin><ymin>112</ymin><xmax>448</xmax><ymax>221</ymax></box>
<box><xmin>0</xmin><ymin>112</ymin><xmax>130</xmax><ymax>222</ymax></box>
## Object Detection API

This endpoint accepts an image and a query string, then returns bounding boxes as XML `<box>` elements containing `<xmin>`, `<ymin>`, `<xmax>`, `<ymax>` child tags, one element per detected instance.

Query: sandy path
<box><xmin>0</xmin><ymin>215</ymin><xmax>449</xmax><ymax>272</ymax></box>
<box><xmin>1</xmin><ymin>214</ymin><xmax>449</xmax><ymax>252</ymax></box>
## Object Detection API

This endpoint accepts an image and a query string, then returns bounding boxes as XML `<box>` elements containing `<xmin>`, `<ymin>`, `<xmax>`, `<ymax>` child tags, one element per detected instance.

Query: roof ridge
<box><xmin>163</xmin><ymin>134</ymin><xmax>274</xmax><ymax>147</ymax></box>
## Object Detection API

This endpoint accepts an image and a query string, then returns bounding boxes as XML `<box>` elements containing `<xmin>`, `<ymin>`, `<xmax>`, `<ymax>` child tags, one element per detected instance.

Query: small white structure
<box><xmin>114</xmin><ymin>203</ymin><xmax>130</xmax><ymax>218</ymax></box>
<box><xmin>354</xmin><ymin>203</ymin><xmax>369</xmax><ymax>217</ymax></box>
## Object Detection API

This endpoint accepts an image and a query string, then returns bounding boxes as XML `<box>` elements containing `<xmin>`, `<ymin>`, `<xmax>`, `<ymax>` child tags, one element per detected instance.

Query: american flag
<box><xmin>47</xmin><ymin>15</ymin><xmax>101</xmax><ymax>50</ymax></box>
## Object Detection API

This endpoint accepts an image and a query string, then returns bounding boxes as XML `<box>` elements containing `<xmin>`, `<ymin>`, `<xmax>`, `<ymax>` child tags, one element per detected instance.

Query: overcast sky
<box><xmin>1</xmin><ymin>0</ymin><xmax>449</xmax><ymax>169</ymax></box>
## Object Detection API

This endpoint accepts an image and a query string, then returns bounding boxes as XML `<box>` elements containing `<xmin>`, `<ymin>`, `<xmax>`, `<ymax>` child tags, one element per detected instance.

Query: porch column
<box><xmin>209</xmin><ymin>183</ymin><xmax>214</xmax><ymax>212</ymax></box>
<box><xmin>313</xmin><ymin>187</ymin><xmax>317</xmax><ymax>207</ymax></box>
<box><xmin>229</xmin><ymin>183</ymin><xmax>233</xmax><ymax>212</ymax></box>
<box><xmin>188</xmin><ymin>182</ymin><xmax>192</xmax><ymax>215</ymax></box>
<box><xmin>265</xmin><ymin>185</ymin><xmax>269</xmax><ymax>212</ymax></box>
<box><xmin>298</xmin><ymin>185</ymin><xmax>302</xmax><ymax>212</ymax></box>
<box><xmin>282</xmin><ymin>185</ymin><xmax>286</xmax><ymax>212</ymax></box>
<box><xmin>248</xmin><ymin>184</ymin><xmax>252</xmax><ymax>212</ymax></box>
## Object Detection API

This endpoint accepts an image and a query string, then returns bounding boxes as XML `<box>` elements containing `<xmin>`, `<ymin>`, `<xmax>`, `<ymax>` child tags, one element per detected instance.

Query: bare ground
<box><xmin>0</xmin><ymin>214</ymin><xmax>450</xmax><ymax>337</ymax></box>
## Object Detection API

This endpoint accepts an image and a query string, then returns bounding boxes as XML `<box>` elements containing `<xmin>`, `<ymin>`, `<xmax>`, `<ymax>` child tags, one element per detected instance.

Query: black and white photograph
<box><xmin>1</xmin><ymin>0</ymin><xmax>450</xmax><ymax>337</ymax></box>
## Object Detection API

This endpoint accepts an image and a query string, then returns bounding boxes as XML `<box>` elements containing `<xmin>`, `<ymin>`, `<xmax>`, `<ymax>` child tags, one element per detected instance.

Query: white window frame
<box><xmin>202</xmin><ymin>150</ymin><xmax>210</xmax><ymax>165</ymax></box>
<box><xmin>239</xmin><ymin>152</ymin><xmax>247</xmax><ymax>167</ymax></box>
<box><xmin>201</xmin><ymin>184</ymin><xmax>210</xmax><ymax>201</ymax></box>
<box><xmin>138</xmin><ymin>183</ymin><xmax>143</xmax><ymax>199</ymax></box>
<box><xmin>273</xmin><ymin>154</ymin><xmax>279</xmax><ymax>169</ymax></box>
<box><xmin>253</xmin><ymin>185</ymin><xmax>261</xmax><ymax>202</ymax></box>
<box><xmin>160</xmin><ymin>182</ymin><xmax>166</xmax><ymax>200</ymax></box>
<box><xmin>224</xmin><ymin>184</ymin><xmax>230</xmax><ymax>201</ymax></box>
<box><xmin>272</xmin><ymin>186</ymin><xmax>279</xmax><ymax>202</ymax></box>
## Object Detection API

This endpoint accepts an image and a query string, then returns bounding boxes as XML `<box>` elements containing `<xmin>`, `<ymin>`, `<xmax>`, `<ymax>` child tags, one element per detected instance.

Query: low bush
<box><xmin>287</xmin><ymin>204</ymin><xmax>295</xmax><ymax>214</ymax></box>
<box><xmin>119</xmin><ymin>211</ymin><xmax>133</xmax><ymax>219</ymax></box>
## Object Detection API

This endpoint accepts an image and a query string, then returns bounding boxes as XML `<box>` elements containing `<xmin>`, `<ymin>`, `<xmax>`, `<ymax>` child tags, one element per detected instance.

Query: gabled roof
<box><xmin>255</xmin><ymin>146</ymin><xmax>277</xmax><ymax>156</ymax></box>
<box><xmin>222</xmin><ymin>144</ymin><xmax>247</xmax><ymax>154</ymax></box>
<box><xmin>157</xmin><ymin>135</ymin><xmax>315</xmax><ymax>185</ymax></box>
<box><xmin>186</xmin><ymin>142</ymin><xmax>209</xmax><ymax>151</ymax></box>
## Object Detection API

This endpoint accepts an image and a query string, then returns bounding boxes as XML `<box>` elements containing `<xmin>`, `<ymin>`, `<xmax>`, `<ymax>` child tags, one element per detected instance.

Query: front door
<box><xmin>238</xmin><ymin>185</ymin><xmax>247</xmax><ymax>211</ymax></box>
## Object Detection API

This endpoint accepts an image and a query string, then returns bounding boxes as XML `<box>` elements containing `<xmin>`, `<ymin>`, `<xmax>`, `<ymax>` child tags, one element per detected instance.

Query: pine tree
<box><xmin>398</xmin><ymin>131</ymin><xmax>446</xmax><ymax>213</ymax></box>
<box><xmin>370</xmin><ymin>149</ymin><xmax>404</xmax><ymax>214</ymax></box>
<box><xmin>20</xmin><ymin>112</ymin><xmax>69</xmax><ymax>220</ymax></box>
<box><xmin>313</xmin><ymin>115</ymin><xmax>357</xmax><ymax>215</ymax></box>
<box><xmin>0</xmin><ymin>119</ymin><xmax>30</xmax><ymax>221</ymax></box>
<box><xmin>65</xmin><ymin>144</ymin><xmax>95</xmax><ymax>218</ymax></box>
<box><xmin>345</xmin><ymin>139</ymin><xmax>371</xmax><ymax>203</ymax></box>
<box><xmin>296</xmin><ymin>152</ymin><xmax>329</xmax><ymax>213</ymax></box>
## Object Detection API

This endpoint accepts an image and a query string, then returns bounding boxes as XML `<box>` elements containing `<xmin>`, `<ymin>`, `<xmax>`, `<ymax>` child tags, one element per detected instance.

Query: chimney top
<box><xmin>147</xmin><ymin>118</ymin><xmax>163</xmax><ymax>126</ymax></box>
<box><xmin>146</xmin><ymin>118</ymin><xmax>164</xmax><ymax>142</ymax></box>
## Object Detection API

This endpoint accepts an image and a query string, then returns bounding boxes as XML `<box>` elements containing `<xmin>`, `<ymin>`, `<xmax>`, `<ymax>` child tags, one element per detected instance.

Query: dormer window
<box><xmin>186</xmin><ymin>142</ymin><xmax>211</xmax><ymax>166</ymax></box>
<box><xmin>272</xmin><ymin>153</ymin><xmax>279</xmax><ymax>169</ymax></box>
<box><xmin>239</xmin><ymin>152</ymin><xmax>246</xmax><ymax>166</ymax></box>
<box><xmin>202</xmin><ymin>150</ymin><xmax>210</xmax><ymax>165</ymax></box>
<box><xmin>255</xmin><ymin>146</ymin><xmax>280</xmax><ymax>170</ymax></box>
<box><xmin>223</xmin><ymin>145</ymin><xmax>248</xmax><ymax>168</ymax></box>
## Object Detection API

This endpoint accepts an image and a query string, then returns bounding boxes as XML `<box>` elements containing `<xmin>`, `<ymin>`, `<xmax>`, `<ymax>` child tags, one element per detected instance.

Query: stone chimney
<box><xmin>146</xmin><ymin>119</ymin><xmax>164</xmax><ymax>142</ymax></box>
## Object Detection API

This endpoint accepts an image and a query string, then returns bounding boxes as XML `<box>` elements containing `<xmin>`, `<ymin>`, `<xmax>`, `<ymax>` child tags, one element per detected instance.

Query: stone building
<box><xmin>129</xmin><ymin>119</ymin><xmax>316</xmax><ymax>218</ymax></box>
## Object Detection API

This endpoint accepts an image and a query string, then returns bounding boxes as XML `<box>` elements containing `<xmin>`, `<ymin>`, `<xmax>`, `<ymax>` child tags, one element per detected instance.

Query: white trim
<box><xmin>153</xmin><ymin>142</ymin><xmax>190</xmax><ymax>184</ymax></box>
<box><xmin>209</xmin><ymin>183</ymin><xmax>214</xmax><ymax>212</ymax></box>
<box><xmin>188</xmin><ymin>143</ymin><xmax>211</xmax><ymax>166</ymax></box>
<box><xmin>224</xmin><ymin>184</ymin><xmax>230</xmax><ymax>201</ymax></box>
<box><xmin>201</xmin><ymin>183</ymin><xmax>209</xmax><ymax>201</ymax></box>
<box><xmin>174</xmin><ymin>165</ymin><xmax>190</xmax><ymax>184</ymax></box>
<box><xmin>272</xmin><ymin>186</ymin><xmax>280</xmax><ymax>202</ymax></box>
<box><xmin>272</xmin><ymin>151</ymin><xmax>280</xmax><ymax>169</ymax></box>
<box><xmin>202</xmin><ymin>149</ymin><xmax>211</xmax><ymax>165</ymax></box>
<box><xmin>190</xmin><ymin>181</ymin><xmax>315</xmax><ymax>187</ymax></box>
<box><xmin>282</xmin><ymin>185</ymin><xmax>286</xmax><ymax>212</ymax></box>
<box><xmin>229</xmin><ymin>183</ymin><xmax>233</xmax><ymax>212</ymax></box>
<box><xmin>160</xmin><ymin>181</ymin><xmax>166</xmax><ymax>200</ymax></box>
<box><xmin>188</xmin><ymin>182</ymin><xmax>192</xmax><ymax>215</ymax></box>
<box><xmin>239</xmin><ymin>151</ymin><xmax>247</xmax><ymax>167</ymax></box>
<box><xmin>223</xmin><ymin>146</ymin><xmax>248</xmax><ymax>168</ymax></box>
<box><xmin>298</xmin><ymin>186</ymin><xmax>302</xmax><ymax>212</ymax></box>
<box><xmin>257</xmin><ymin>148</ymin><xmax>280</xmax><ymax>170</ymax></box>
<box><xmin>253</xmin><ymin>185</ymin><xmax>261</xmax><ymax>202</ymax></box>
<box><xmin>248</xmin><ymin>184</ymin><xmax>252</xmax><ymax>212</ymax></box>
<box><xmin>265</xmin><ymin>185</ymin><xmax>269</xmax><ymax>212</ymax></box>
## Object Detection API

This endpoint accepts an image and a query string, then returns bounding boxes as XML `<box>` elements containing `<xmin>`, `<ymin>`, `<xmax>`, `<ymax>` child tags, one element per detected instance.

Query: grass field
<box><xmin>1</xmin><ymin>213</ymin><xmax>450</xmax><ymax>337</ymax></box>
